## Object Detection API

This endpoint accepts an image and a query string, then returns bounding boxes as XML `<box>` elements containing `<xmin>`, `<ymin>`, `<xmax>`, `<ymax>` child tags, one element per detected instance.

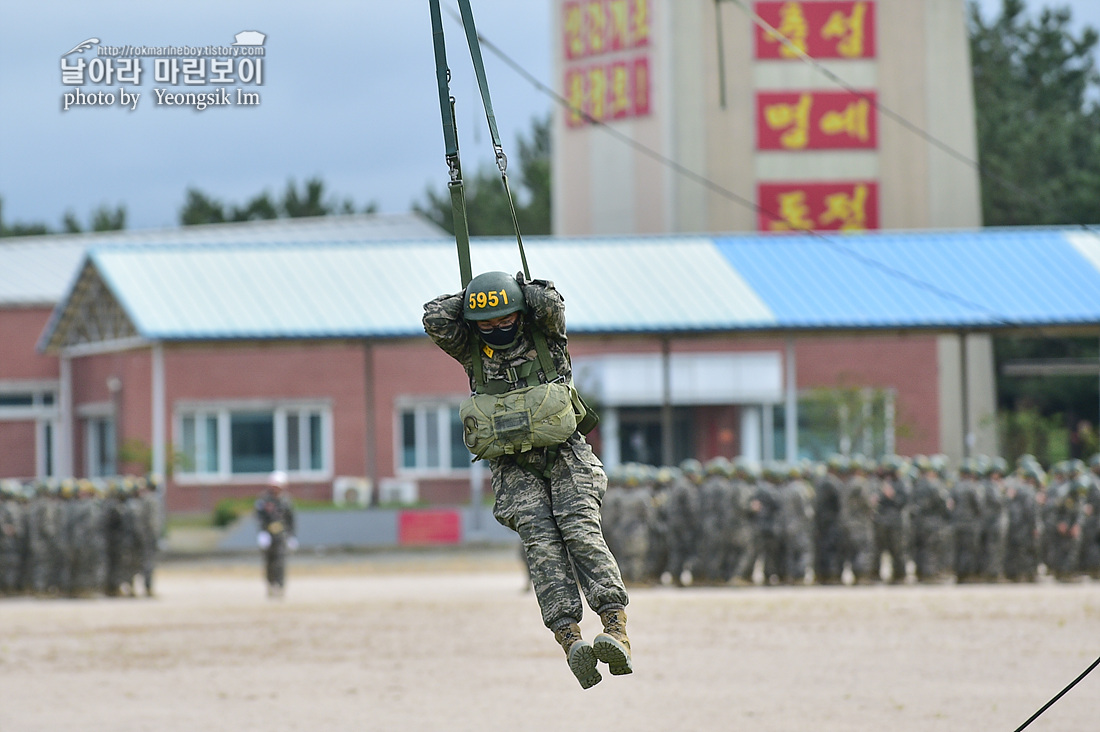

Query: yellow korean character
<box><xmin>770</xmin><ymin>190</ymin><xmax>815</xmax><ymax>231</ymax></box>
<box><xmin>764</xmin><ymin>93</ymin><xmax>813</xmax><ymax>149</ymax></box>
<box><xmin>821</xmin><ymin>1</ymin><xmax>867</xmax><ymax>58</ymax></box>
<box><xmin>819</xmin><ymin>184</ymin><xmax>869</xmax><ymax>230</ymax></box>
<box><xmin>820</xmin><ymin>98</ymin><xmax>870</xmax><ymax>142</ymax></box>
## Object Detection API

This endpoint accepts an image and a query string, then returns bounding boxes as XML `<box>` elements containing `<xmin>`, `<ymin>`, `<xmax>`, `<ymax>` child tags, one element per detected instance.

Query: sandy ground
<box><xmin>1</xmin><ymin>549</ymin><xmax>1098</xmax><ymax>732</ymax></box>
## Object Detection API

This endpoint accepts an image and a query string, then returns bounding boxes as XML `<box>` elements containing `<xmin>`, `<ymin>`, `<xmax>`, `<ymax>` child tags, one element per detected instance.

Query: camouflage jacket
<box><xmin>422</xmin><ymin>278</ymin><xmax>571</xmax><ymax>394</ymax></box>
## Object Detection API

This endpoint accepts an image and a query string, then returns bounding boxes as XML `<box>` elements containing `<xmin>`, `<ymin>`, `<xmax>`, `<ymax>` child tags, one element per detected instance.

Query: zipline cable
<box><xmin>450</xmin><ymin>9</ymin><xmax>1018</xmax><ymax>328</ymax></box>
<box><xmin>1012</xmin><ymin>653</ymin><xmax>1100</xmax><ymax>732</ymax></box>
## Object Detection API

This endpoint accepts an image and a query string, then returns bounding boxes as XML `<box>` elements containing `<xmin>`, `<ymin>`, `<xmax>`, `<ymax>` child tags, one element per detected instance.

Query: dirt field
<box><xmin>1</xmin><ymin>549</ymin><xmax>1098</xmax><ymax>732</ymax></box>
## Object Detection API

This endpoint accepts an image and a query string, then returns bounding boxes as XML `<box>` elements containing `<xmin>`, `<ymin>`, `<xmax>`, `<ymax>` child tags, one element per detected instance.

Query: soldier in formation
<box><xmin>599</xmin><ymin>453</ymin><xmax>1100</xmax><ymax>588</ymax></box>
<box><xmin>0</xmin><ymin>475</ymin><xmax>161</xmax><ymax>599</ymax></box>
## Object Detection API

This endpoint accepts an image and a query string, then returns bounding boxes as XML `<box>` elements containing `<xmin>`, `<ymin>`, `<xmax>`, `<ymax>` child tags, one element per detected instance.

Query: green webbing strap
<box><xmin>446</xmin><ymin>0</ymin><xmax>532</xmax><ymax>282</ymax></box>
<box><xmin>457</xmin><ymin>0</ymin><xmax>504</xmax><ymax>155</ymax></box>
<box><xmin>514</xmin><ymin>445</ymin><xmax>559</xmax><ymax>481</ymax></box>
<box><xmin>470</xmin><ymin>328</ymin><xmax>558</xmax><ymax>394</ymax></box>
<box><xmin>429</xmin><ymin>0</ymin><xmax>474</xmax><ymax>289</ymax></box>
<box><xmin>531</xmin><ymin>330</ymin><xmax>559</xmax><ymax>382</ymax></box>
<box><xmin>429</xmin><ymin>0</ymin><xmax>458</xmax><ymax>159</ymax></box>
<box><xmin>449</xmin><ymin>181</ymin><xmax>474</xmax><ymax>288</ymax></box>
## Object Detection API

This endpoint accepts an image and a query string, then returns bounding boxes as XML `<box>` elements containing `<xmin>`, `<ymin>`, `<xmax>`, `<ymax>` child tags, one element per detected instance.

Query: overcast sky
<box><xmin>1</xmin><ymin>0</ymin><xmax>1097</xmax><ymax>232</ymax></box>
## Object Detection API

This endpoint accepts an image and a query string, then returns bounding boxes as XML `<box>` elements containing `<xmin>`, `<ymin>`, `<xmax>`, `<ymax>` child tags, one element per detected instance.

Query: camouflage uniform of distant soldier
<box><xmin>55</xmin><ymin>480</ymin><xmax>78</xmax><ymax>595</ymax></box>
<box><xmin>255</xmin><ymin>472</ymin><xmax>296</xmax><ymax>597</ymax></box>
<box><xmin>134</xmin><ymin>476</ymin><xmax>161</xmax><ymax>596</ymax></box>
<box><xmin>727</xmin><ymin>461</ymin><xmax>758</xmax><ymax>584</ymax></box>
<box><xmin>873</xmin><ymin>456</ymin><xmax>910</xmax><ymax>583</ymax></box>
<box><xmin>910</xmin><ymin>456</ymin><xmax>953</xmax><ymax>582</ymax></box>
<box><xmin>696</xmin><ymin>457</ymin><xmax>734</xmax><ymax>584</ymax></box>
<box><xmin>0</xmin><ymin>483</ymin><xmax>27</xmax><ymax>594</ymax></box>
<box><xmin>27</xmin><ymin>482</ymin><xmax>61</xmax><ymax>596</ymax></box>
<box><xmin>951</xmin><ymin>462</ymin><xmax>984</xmax><ymax>583</ymax></box>
<box><xmin>1003</xmin><ymin>465</ymin><xmax>1042</xmax><ymax>582</ymax></box>
<box><xmin>69</xmin><ymin>481</ymin><xmax>107</xmax><ymax>597</ymax></box>
<box><xmin>1078</xmin><ymin>455</ymin><xmax>1100</xmax><ymax>578</ymax></box>
<box><xmin>979</xmin><ymin>459</ymin><xmax>1009</xmax><ymax>581</ymax></box>
<box><xmin>600</xmin><ymin>467</ymin><xmax>627</xmax><ymax>564</ymax></box>
<box><xmin>813</xmin><ymin>457</ymin><xmax>845</xmax><ymax>584</ymax></box>
<box><xmin>839</xmin><ymin>457</ymin><xmax>876</xmax><ymax>584</ymax></box>
<box><xmin>777</xmin><ymin>464</ymin><xmax>814</xmax><ymax>585</ymax></box>
<box><xmin>748</xmin><ymin>466</ymin><xmax>782</xmax><ymax>584</ymax></box>
<box><xmin>616</xmin><ymin>465</ymin><xmax>654</xmax><ymax>584</ymax></box>
<box><xmin>646</xmin><ymin>468</ymin><xmax>674</xmax><ymax>583</ymax></box>
<box><xmin>423</xmin><ymin>271</ymin><xmax>630</xmax><ymax>689</ymax></box>
<box><xmin>104</xmin><ymin>481</ymin><xmax>139</xmax><ymax>596</ymax></box>
<box><xmin>664</xmin><ymin>459</ymin><xmax>702</xmax><ymax>585</ymax></box>
<box><xmin>1045</xmin><ymin>470</ymin><xmax>1087</xmax><ymax>581</ymax></box>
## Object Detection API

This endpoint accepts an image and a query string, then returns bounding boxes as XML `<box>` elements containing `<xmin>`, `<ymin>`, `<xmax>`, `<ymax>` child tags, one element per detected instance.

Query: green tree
<box><xmin>413</xmin><ymin>114</ymin><xmax>551</xmax><ymax>236</ymax></box>
<box><xmin>969</xmin><ymin>0</ymin><xmax>1100</xmax><ymax>225</ymax></box>
<box><xmin>971</xmin><ymin>1</ymin><xmax>1100</xmax><ymax>460</ymax></box>
<box><xmin>179</xmin><ymin>177</ymin><xmax>376</xmax><ymax>225</ymax></box>
<box><xmin>0</xmin><ymin>196</ymin><xmax>125</xmax><ymax>236</ymax></box>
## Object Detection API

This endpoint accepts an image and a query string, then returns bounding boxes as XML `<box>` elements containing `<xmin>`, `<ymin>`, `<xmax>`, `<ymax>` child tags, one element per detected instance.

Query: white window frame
<box><xmin>395</xmin><ymin>399</ymin><xmax>470</xmax><ymax>477</ymax></box>
<box><xmin>83</xmin><ymin>413</ymin><xmax>116</xmax><ymax>478</ymax></box>
<box><xmin>0</xmin><ymin>381</ymin><xmax>60</xmax><ymax>479</ymax></box>
<box><xmin>173</xmin><ymin>400</ymin><xmax>333</xmax><ymax>484</ymax></box>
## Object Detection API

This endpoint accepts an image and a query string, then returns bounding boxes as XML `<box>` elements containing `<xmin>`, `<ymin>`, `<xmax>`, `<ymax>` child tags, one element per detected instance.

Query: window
<box><xmin>772</xmin><ymin>387</ymin><xmax>897</xmax><ymax>462</ymax></box>
<box><xmin>85</xmin><ymin>416</ymin><xmax>116</xmax><ymax>477</ymax></box>
<box><xmin>176</xmin><ymin>404</ymin><xmax>329</xmax><ymax>478</ymax></box>
<box><xmin>0</xmin><ymin>390</ymin><xmax>57</xmax><ymax>413</ymax></box>
<box><xmin>398</xmin><ymin>403</ymin><xmax>470</xmax><ymax>473</ymax></box>
<box><xmin>0</xmin><ymin>386</ymin><xmax>60</xmax><ymax>480</ymax></box>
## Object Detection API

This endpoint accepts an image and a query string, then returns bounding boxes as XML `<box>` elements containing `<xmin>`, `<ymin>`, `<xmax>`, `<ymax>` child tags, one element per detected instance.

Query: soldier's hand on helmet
<box><xmin>257</xmin><ymin>531</ymin><xmax>271</xmax><ymax>549</ymax></box>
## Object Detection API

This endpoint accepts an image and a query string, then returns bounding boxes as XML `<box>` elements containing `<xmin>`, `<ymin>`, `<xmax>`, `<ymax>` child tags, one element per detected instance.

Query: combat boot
<box><xmin>553</xmin><ymin>621</ymin><xmax>601</xmax><ymax>689</ymax></box>
<box><xmin>593</xmin><ymin>607</ymin><xmax>632</xmax><ymax>675</ymax></box>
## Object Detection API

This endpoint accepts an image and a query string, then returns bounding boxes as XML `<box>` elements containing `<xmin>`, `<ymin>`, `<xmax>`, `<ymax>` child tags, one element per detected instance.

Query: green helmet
<box><xmin>679</xmin><ymin>458</ymin><xmax>704</xmax><ymax>482</ymax></box>
<box><xmin>462</xmin><ymin>271</ymin><xmax>525</xmax><ymax>322</ymax></box>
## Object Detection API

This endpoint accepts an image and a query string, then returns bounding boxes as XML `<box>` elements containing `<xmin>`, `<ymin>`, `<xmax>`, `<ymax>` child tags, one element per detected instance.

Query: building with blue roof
<box><xmin>17</xmin><ymin>224</ymin><xmax>1100</xmax><ymax>515</ymax></box>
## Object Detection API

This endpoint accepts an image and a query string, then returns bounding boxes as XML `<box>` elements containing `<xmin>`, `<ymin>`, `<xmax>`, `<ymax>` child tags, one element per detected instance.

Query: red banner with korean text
<box><xmin>563</xmin><ymin>0</ymin><xmax>652</xmax><ymax>126</ymax></box>
<box><xmin>756</xmin><ymin>90</ymin><xmax>877</xmax><ymax>150</ymax></box>
<box><xmin>758</xmin><ymin>181</ymin><xmax>879</xmax><ymax>231</ymax></box>
<box><xmin>565</xmin><ymin>56</ymin><xmax>651</xmax><ymax>126</ymax></box>
<box><xmin>754</xmin><ymin>1</ymin><xmax>876</xmax><ymax>60</ymax></box>
<box><xmin>564</xmin><ymin>0</ymin><xmax>651</xmax><ymax>61</ymax></box>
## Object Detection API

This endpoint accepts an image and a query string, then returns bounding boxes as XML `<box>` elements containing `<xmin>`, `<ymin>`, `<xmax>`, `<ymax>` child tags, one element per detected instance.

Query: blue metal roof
<box><xmin>38</xmin><ymin>227</ymin><xmax>1100</xmax><ymax>351</ymax></box>
<box><xmin>714</xmin><ymin>228</ymin><xmax>1100</xmax><ymax>329</ymax></box>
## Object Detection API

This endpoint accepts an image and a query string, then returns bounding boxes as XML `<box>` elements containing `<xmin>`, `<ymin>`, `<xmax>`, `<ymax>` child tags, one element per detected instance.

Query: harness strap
<box><xmin>429</xmin><ymin>0</ymin><xmax>531</xmax><ymax>285</ymax></box>
<box><xmin>470</xmin><ymin>326</ymin><xmax>559</xmax><ymax>394</ymax></box>
<box><xmin>512</xmin><ymin>445</ymin><xmax>561</xmax><ymax>481</ymax></box>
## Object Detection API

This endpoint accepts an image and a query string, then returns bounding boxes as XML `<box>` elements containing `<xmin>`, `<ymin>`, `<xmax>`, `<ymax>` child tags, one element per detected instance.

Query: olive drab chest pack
<box><xmin>459</xmin><ymin>326</ymin><xmax>595</xmax><ymax>460</ymax></box>
<box><xmin>428</xmin><ymin>0</ymin><xmax>598</xmax><ymax>461</ymax></box>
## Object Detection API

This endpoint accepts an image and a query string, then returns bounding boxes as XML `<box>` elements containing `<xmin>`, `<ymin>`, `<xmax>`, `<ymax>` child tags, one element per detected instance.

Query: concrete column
<box><xmin>152</xmin><ymin>343</ymin><xmax>166</xmax><ymax>481</ymax></box>
<box><xmin>661</xmin><ymin>338</ymin><xmax>674</xmax><ymax>466</ymax></box>
<box><xmin>762</xmin><ymin>402</ymin><xmax>774</xmax><ymax>462</ymax></box>
<box><xmin>58</xmin><ymin>354</ymin><xmax>73</xmax><ymax>477</ymax></box>
<box><xmin>784</xmin><ymin>338</ymin><xmax>798</xmax><ymax>462</ymax></box>
<box><xmin>741</xmin><ymin>405</ymin><xmax>762</xmax><ymax>464</ymax></box>
<box><xmin>601</xmin><ymin>406</ymin><xmax>621</xmax><ymax>469</ymax></box>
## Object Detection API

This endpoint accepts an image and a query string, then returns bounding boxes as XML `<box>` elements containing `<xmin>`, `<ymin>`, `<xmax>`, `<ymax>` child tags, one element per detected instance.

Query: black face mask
<box><xmin>478</xmin><ymin>319</ymin><xmax>520</xmax><ymax>348</ymax></box>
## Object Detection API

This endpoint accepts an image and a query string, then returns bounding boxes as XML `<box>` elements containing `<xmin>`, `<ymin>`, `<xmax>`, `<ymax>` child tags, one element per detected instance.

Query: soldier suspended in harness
<box><xmin>423</xmin><ymin>271</ymin><xmax>630</xmax><ymax>689</ymax></box>
<box><xmin>424</xmin><ymin>0</ymin><xmax>630</xmax><ymax>689</ymax></box>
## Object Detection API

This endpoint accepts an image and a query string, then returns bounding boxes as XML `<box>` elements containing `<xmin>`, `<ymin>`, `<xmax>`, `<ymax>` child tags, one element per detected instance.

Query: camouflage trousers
<box><xmin>264</xmin><ymin>537</ymin><xmax>288</xmax><ymax>587</ymax></box>
<box><xmin>491</xmin><ymin>435</ymin><xmax>628</xmax><ymax>630</ymax></box>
